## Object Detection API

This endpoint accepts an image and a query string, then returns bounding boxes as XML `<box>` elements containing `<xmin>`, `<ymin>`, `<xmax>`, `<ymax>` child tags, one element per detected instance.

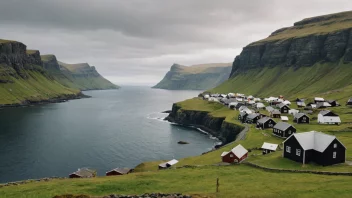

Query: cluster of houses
<box><xmin>69</xmin><ymin>167</ymin><xmax>133</xmax><ymax>178</ymax></box>
<box><xmin>202</xmin><ymin>93</ymin><xmax>348</xmax><ymax>166</ymax></box>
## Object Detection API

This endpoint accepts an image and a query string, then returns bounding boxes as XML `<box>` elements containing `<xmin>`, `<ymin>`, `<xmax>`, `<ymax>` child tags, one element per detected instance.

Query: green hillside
<box><xmin>153</xmin><ymin>63</ymin><xmax>232</xmax><ymax>90</ymax></box>
<box><xmin>41</xmin><ymin>55</ymin><xmax>119</xmax><ymax>91</ymax></box>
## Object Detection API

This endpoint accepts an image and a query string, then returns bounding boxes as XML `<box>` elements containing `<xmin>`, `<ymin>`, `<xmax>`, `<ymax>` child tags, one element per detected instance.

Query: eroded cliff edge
<box><xmin>165</xmin><ymin>102</ymin><xmax>244</xmax><ymax>144</ymax></box>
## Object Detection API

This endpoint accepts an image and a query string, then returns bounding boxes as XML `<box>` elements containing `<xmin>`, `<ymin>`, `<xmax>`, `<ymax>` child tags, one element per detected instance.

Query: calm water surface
<box><xmin>0</xmin><ymin>87</ymin><xmax>217</xmax><ymax>183</ymax></box>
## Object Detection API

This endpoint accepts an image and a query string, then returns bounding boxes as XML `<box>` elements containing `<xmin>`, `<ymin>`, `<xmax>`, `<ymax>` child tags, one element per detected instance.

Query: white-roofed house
<box><xmin>314</xmin><ymin>97</ymin><xmax>325</xmax><ymax>103</ymax></box>
<box><xmin>255</xmin><ymin>102</ymin><xmax>265</xmax><ymax>109</ymax></box>
<box><xmin>221</xmin><ymin>144</ymin><xmax>248</xmax><ymax>163</ymax></box>
<box><xmin>318</xmin><ymin>110</ymin><xmax>341</xmax><ymax>125</ymax></box>
<box><xmin>158</xmin><ymin>159</ymin><xmax>179</xmax><ymax>169</ymax></box>
<box><xmin>283</xmin><ymin>131</ymin><xmax>346</xmax><ymax>165</ymax></box>
<box><xmin>283</xmin><ymin>100</ymin><xmax>291</xmax><ymax>106</ymax></box>
<box><xmin>281</xmin><ymin>116</ymin><xmax>289</xmax><ymax>122</ymax></box>
<box><xmin>289</xmin><ymin>109</ymin><xmax>299</xmax><ymax>115</ymax></box>
<box><xmin>261</xmin><ymin>142</ymin><xmax>279</xmax><ymax>155</ymax></box>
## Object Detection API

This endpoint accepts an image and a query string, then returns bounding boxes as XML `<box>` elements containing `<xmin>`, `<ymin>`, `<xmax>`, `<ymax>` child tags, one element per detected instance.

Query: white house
<box><xmin>318</xmin><ymin>110</ymin><xmax>341</xmax><ymax>125</ymax></box>
<box><xmin>283</xmin><ymin>100</ymin><xmax>291</xmax><ymax>105</ymax></box>
<box><xmin>255</xmin><ymin>103</ymin><xmax>265</xmax><ymax>109</ymax></box>
<box><xmin>314</xmin><ymin>97</ymin><xmax>325</xmax><ymax>103</ymax></box>
<box><xmin>239</xmin><ymin>106</ymin><xmax>253</xmax><ymax>114</ymax></box>
<box><xmin>289</xmin><ymin>109</ymin><xmax>299</xmax><ymax>115</ymax></box>
<box><xmin>261</xmin><ymin>142</ymin><xmax>279</xmax><ymax>154</ymax></box>
<box><xmin>158</xmin><ymin>159</ymin><xmax>179</xmax><ymax>169</ymax></box>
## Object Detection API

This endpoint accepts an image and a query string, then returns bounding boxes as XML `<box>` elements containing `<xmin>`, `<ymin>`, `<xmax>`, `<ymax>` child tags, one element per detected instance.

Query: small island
<box><xmin>177</xmin><ymin>141</ymin><xmax>189</xmax><ymax>144</ymax></box>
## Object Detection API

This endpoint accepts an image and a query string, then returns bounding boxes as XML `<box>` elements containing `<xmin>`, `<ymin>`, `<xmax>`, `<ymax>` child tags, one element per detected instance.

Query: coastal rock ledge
<box><xmin>165</xmin><ymin>103</ymin><xmax>244</xmax><ymax>144</ymax></box>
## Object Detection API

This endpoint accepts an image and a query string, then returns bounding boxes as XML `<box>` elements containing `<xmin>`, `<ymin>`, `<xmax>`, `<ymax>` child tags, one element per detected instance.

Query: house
<box><xmin>228</xmin><ymin>93</ymin><xmax>235</xmax><ymax>98</ymax></box>
<box><xmin>238</xmin><ymin>111</ymin><xmax>248</xmax><ymax>123</ymax></box>
<box><xmin>221</xmin><ymin>144</ymin><xmax>248</xmax><ymax>163</ymax></box>
<box><xmin>296</xmin><ymin>98</ymin><xmax>305</xmax><ymax>102</ymax></box>
<box><xmin>69</xmin><ymin>168</ymin><xmax>96</xmax><ymax>178</ymax></box>
<box><xmin>296</xmin><ymin>101</ymin><xmax>306</xmax><ymax>107</ymax></box>
<box><xmin>239</xmin><ymin>106</ymin><xmax>253</xmax><ymax>114</ymax></box>
<box><xmin>247</xmin><ymin>95</ymin><xmax>254</xmax><ymax>100</ymax></box>
<box><xmin>254</xmin><ymin>98</ymin><xmax>261</xmax><ymax>102</ymax></box>
<box><xmin>318</xmin><ymin>110</ymin><xmax>341</xmax><ymax>125</ymax></box>
<box><xmin>327</xmin><ymin>100</ymin><xmax>340</xmax><ymax>107</ymax></box>
<box><xmin>106</xmin><ymin>168</ymin><xmax>132</xmax><ymax>176</ymax></box>
<box><xmin>266</xmin><ymin>106</ymin><xmax>274</xmax><ymax>113</ymax></box>
<box><xmin>273</xmin><ymin>122</ymin><xmax>296</xmax><ymax>138</ymax></box>
<box><xmin>245</xmin><ymin>113</ymin><xmax>260</xmax><ymax>124</ymax></box>
<box><xmin>255</xmin><ymin>102</ymin><xmax>265</xmax><ymax>109</ymax></box>
<box><xmin>281</xmin><ymin>116</ymin><xmax>289</xmax><ymax>122</ymax></box>
<box><xmin>270</xmin><ymin>109</ymin><xmax>281</xmax><ymax>118</ymax></box>
<box><xmin>203</xmin><ymin>95</ymin><xmax>210</xmax><ymax>100</ymax></box>
<box><xmin>261</xmin><ymin>142</ymin><xmax>279</xmax><ymax>155</ymax></box>
<box><xmin>228</xmin><ymin>102</ymin><xmax>238</xmax><ymax>109</ymax></box>
<box><xmin>158</xmin><ymin>159</ymin><xmax>179</xmax><ymax>169</ymax></box>
<box><xmin>208</xmin><ymin>97</ymin><xmax>220</xmax><ymax>102</ymax></box>
<box><xmin>283</xmin><ymin>131</ymin><xmax>346</xmax><ymax>166</ymax></box>
<box><xmin>283</xmin><ymin>100</ymin><xmax>291</xmax><ymax>106</ymax></box>
<box><xmin>277</xmin><ymin>103</ymin><xmax>290</xmax><ymax>113</ymax></box>
<box><xmin>256</xmin><ymin>117</ymin><xmax>276</xmax><ymax>129</ymax></box>
<box><xmin>289</xmin><ymin>109</ymin><xmax>299</xmax><ymax>115</ymax></box>
<box><xmin>234</xmin><ymin>102</ymin><xmax>245</xmax><ymax>110</ymax></box>
<box><xmin>247</xmin><ymin>100</ymin><xmax>255</xmax><ymax>105</ymax></box>
<box><xmin>314</xmin><ymin>97</ymin><xmax>325</xmax><ymax>103</ymax></box>
<box><xmin>306</xmin><ymin>103</ymin><xmax>317</xmax><ymax>109</ymax></box>
<box><xmin>294</xmin><ymin>113</ymin><xmax>310</xmax><ymax>124</ymax></box>
<box><xmin>316</xmin><ymin>102</ymin><xmax>332</xmax><ymax>109</ymax></box>
<box><xmin>347</xmin><ymin>98</ymin><xmax>352</xmax><ymax>106</ymax></box>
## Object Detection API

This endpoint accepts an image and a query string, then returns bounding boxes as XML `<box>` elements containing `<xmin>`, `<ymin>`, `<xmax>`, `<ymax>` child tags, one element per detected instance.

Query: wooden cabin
<box><xmin>293</xmin><ymin>113</ymin><xmax>310</xmax><ymax>124</ymax></box>
<box><xmin>221</xmin><ymin>144</ymin><xmax>248</xmax><ymax>163</ymax></box>
<box><xmin>318</xmin><ymin>110</ymin><xmax>341</xmax><ymax>125</ymax></box>
<box><xmin>106</xmin><ymin>168</ymin><xmax>132</xmax><ymax>176</ymax></box>
<box><xmin>245</xmin><ymin>113</ymin><xmax>260</xmax><ymax>124</ymax></box>
<box><xmin>256</xmin><ymin>117</ymin><xmax>276</xmax><ymax>129</ymax></box>
<box><xmin>270</xmin><ymin>109</ymin><xmax>281</xmax><ymax>118</ymax></box>
<box><xmin>69</xmin><ymin>168</ymin><xmax>96</xmax><ymax>178</ymax></box>
<box><xmin>273</xmin><ymin>122</ymin><xmax>296</xmax><ymax>138</ymax></box>
<box><xmin>277</xmin><ymin>103</ymin><xmax>290</xmax><ymax>113</ymax></box>
<box><xmin>283</xmin><ymin>131</ymin><xmax>346</xmax><ymax>166</ymax></box>
<box><xmin>261</xmin><ymin>142</ymin><xmax>279</xmax><ymax>155</ymax></box>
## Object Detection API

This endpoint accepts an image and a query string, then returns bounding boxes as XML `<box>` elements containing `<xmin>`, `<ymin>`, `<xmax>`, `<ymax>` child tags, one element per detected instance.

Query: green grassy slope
<box><xmin>153</xmin><ymin>63</ymin><xmax>232</xmax><ymax>90</ymax></box>
<box><xmin>210</xmin><ymin>62</ymin><xmax>352</xmax><ymax>99</ymax></box>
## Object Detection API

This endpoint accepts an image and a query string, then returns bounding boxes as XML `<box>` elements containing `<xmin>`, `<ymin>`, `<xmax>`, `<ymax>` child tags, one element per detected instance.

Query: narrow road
<box><xmin>236</xmin><ymin>124</ymin><xmax>249</xmax><ymax>141</ymax></box>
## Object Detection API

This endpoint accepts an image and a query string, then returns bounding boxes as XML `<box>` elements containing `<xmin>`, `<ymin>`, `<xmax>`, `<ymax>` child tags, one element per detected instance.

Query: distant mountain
<box><xmin>41</xmin><ymin>54</ymin><xmax>118</xmax><ymax>91</ymax></box>
<box><xmin>211</xmin><ymin>10</ymin><xmax>352</xmax><ymax>98</ymax></box>
<box><xmin>153</xmin><ymin>63</ymin><xmax>232</xmax><ymax>90</ymax></box>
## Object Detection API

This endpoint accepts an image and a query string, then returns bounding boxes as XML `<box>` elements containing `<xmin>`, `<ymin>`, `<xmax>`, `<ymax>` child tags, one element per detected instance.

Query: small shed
<box><xmin>270</xmin><ymin>109</ymin><xmax>281</xmax><ymax>118</ymax></box>
<box><xmin>277</xmin><ymin>103</ymin><xmax>290</xmax><ymax>113</ymax></box>
<box><xmin>69</xmin><ymin>168</ymin><xmax>96</xmax><ymax>178</ymax></box>
<box><xmin>314</xmin><ymin>97</ymin><xmax>325</xmax><ymax>103</ymax></box>
<box><xmin>106</xmin><ymin>168</ymin><xmax>132</xmax><ymax>176</ymax></box>
<box><xmin>294</xmin><ymin>113</ymin><xmax>310</xmax><ymax>124</ymax></box>
<box><xmin>316</xmin><ymin>102</ymin><xmax>332</xmax><ymax>109</ymax></box>
<box><xmin>221</xmin><ymin>144</ymin><xmax>248</xmax><ymax>163</ymax></box>
<box><xmin>347</xmin><ymin>98</ymin><xmax>352</xmax><ymax>106</ymax></box>
<box><xmin>273</xmin><ymin>122</ymin><xmax>296</xmax><ymax>138</ymax></box>
<box><xmin>266</xmin><ymin>106</ymin><xmax>274</xmax><ymax>113</ymax></box>
<box><xmin>327</xmin><ymin>100</ymin><xmax>340</xmax><ymax>107</ymax></box>
<box><xmin>318</xmin><ymin>110</ymin><xmax>341</xmax><ymax>125</ymax></box>
<box><xmin>256</xmin><ymin>117</ymin><xmax>276</xmax><ymax>129</ymax></box>
<box><xmin>296</xmin><ymin>101</ymin><xmax>306</xmax><ymax>107</ymax></box>
<box><xmin>289</xmin><ymin>109</ymin><xmax>299</xmax><ymax>115</ymax></box>
<box><xmin>280</xmin><ymin>116</ymin><xmax>289</xmax><ymax>122</ymax></box>
<box><xmin>255</xmin><ymin>102</ymin><xmax>265</xmax><ymax>109</ymax></box>
<box><xmin>159</xmin><ymin>159</ymin><xmax>179</xmax><ymax>169</ymax></box>
<box><xmin>261</xmin><ymin>142</ymin><xmax>279</xmax><ymax>155</ymax></box>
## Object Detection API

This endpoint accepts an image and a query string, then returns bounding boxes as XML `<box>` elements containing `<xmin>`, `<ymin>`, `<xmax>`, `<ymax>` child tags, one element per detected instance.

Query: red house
<box><xmin>221</xmin><ymin>144</ymin><xmax>248</xmax><ymax>163</ymax></box>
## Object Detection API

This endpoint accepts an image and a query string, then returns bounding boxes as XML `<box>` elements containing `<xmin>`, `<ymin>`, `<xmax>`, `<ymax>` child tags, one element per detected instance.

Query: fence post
<box><xmin>216</xmin><ymin>178</ymin><xmax>219</xmax><ymax>193</ymax></box>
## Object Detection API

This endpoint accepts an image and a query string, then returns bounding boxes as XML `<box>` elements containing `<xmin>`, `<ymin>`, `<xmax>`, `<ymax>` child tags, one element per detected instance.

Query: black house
<box><xmin>273</xmin><ymin>122</ymin><xmax>296</xmax><ymax>138</ymax></box>
<box><xmin>277</xmin><ymin>103</ymin><xmax>290</xmax><ymax>113</ymax></box>
<box><xmin>238</xmin><ymin>112</ymin><xmax>248</xmax><ymax>123</ymax></box>
<box><xmin>346</xmin><ymin>98</ymin><xmax>352</xmax><ymax>106</ymax></box>
<box><xmin>327</xmin><ymin>100</ymin><xmax>340</xmax><ymax>107</ymax></box>
<box><xmin>283</xmin><ymin>131</ymin><xmax>346</xmax><ymax>166</ymax></box>
<box><xmin>270</xmin><ymin>109</ymin><xmax>281</xmax><ymax>118</ymax></box>
<box><xmin>293</xmin><ymin>113</ymin><xmax>310</xmax><ymax>124</ymax></box>
<box><xmin>256</xmin><ymin>117</ymin><xmax>276</xmax><ymax>129</ymax></box>
<box><xmin>245</xmin><ymin>113</ymin><xmax>260</xmax><ymax>124</ymax></box>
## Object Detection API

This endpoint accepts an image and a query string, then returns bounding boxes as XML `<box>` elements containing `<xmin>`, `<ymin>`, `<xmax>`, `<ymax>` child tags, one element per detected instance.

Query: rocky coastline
<box><xmin>165</xmin><ymin>103</ymin><xmax>244</xmax><ymax>144</ymax></box>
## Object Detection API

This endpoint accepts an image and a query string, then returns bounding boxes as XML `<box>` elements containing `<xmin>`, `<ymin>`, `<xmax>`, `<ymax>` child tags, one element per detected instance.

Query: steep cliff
<box><xmin>211</xmin><ymin>11</ymin><xmax>352</xmax><ymax>97</ymax></box>
<box><xmin>0</xmin><ymin>40</ymin><xmax>85</xmax><ymax>105</ymax></box>
<box><xmin>153</xmin><ymin>63</ymin><xmax>231</xmax><ymax>90</ymax></box>
<box><xmin>166</xmin><ymin>99</ymin><xmax>244</xmax><ymax>144</ymax></box>
<box><xmin>41</xmin><ymin>55</ymin><xmax>118</xmax><ymax>90</ymax></box>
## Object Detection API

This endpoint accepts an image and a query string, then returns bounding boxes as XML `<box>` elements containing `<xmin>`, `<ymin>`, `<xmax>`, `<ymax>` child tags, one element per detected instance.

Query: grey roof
<box><xmin>277</xmin><ymin>103</ymin><xmax>287</xmax><ymax>108</ymax></box>
<box><xmin>246</xmin><ymin>113</ymin><xmax>259</xmax><ymax>120</ymax></box>
<box><xmin>319</xmin><ymin>110</ymin><xmax>338</xmax><ymax>116</ymax></box>
<box><xmin>274</xmin><ymin>122</ymin><xmax>294</xmax><ymax>131</ymax></box>
<box><xmin>257</xmin><ymin>117</ymin><xmax>273</xmax><ymax>124</ymax></box>
<box><xmin>240</xmin><ymin>111</ymin><xmax>247</xmax><ymax>117</ymax></box>
<box><xmin>107</xmin><ymin>168</ymin><xmax>131</xmax><ymax>174</ymax></box>
<box><xmin>266</xmin><ymin>106</ymin><xmax>274</xmax><ymax>112</ymax></box>
<box><xmin>348</xmin><ymin>98</ymin><xmax>352</xmax><ymax>103</ymax></box>
<box><xmin>284</xmin><ymin>131</ymin><xmax>346</xmax><ymax>152</ymax></box>
<box><xmin>271</xmin><ymin>109</ymin><xmax>281</xmax><ymax>114</ymax></box>
<box><xmin>71</xmin><ymin>168</ymin><xmax>95</xmax><ymax>177</ymax></box>
<box><xmin>296</xmin><ymin>102</ymin><xmax>306</xmax><ymax>106</ymax></box>
<box><xmin>294</xmin><ymin>113</ymin><xmax>308</xmax><ymax>119</ymax></box>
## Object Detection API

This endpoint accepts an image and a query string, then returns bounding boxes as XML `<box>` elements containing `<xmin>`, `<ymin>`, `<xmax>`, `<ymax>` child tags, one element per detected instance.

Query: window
<box><xmin>333</xmin><ymin>152</ymin><xmax>336</xmax><ymax>159</ymax></box>
<box><xmin>288</xmin><ymin>130</ymin><xmax>291</xmax><ymax>135</ymax></box>
<box><xmin>286</xmin><ymin>146</ymin><xmax>291</xmax><ymax>153</ymax></box>
<box><xmin>230</xmin><ymin>154</ymin><xmax>234</xmax><ymax>158</ymax></box>
<box><xmin>334</xmin><ymin>143</ymin><xmax>337</xmax><ymax>148</ymax></box>
<box><xmin>296</xmin><ymin>149</ymin><xmax>301</xmax><ymax>156</ymax></box>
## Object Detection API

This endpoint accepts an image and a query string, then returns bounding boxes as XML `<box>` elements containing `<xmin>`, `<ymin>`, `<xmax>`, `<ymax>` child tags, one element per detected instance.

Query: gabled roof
<box><xmin>239</xmin><ymin>111</ymin><xmax>248</xmax><ymax>117</ymax></box>
<box><xmin>296</xmin><ymin>101</ymin><xmax>306</xmax><ymax>106</ymax></box>
<box><xmin>280</xmin><ymin>116</ymin><xmax>289</xmax><ymax>121</ymax></box>
<box><xmin>159</xmin><ymin>159</ymin><xmax>179</xmax><ymax>168</ymax></box>
<box><xmin>274</xmin><ymin>122</ymin><xmax>294</xmax><ymax>131</ymax></box>
<box><xmin>261</xmin><ymin>142</ymin><xmax>279</xmax><ymax>151</ymax></box>
<box><xmin>257</xmin><ymin>117</ymin><xmax>274</xmax><ymax>124</ymax></box>
<box><xmin>246</xmin><ymin>113</ymin><xmax>259</xmax><ymax>120</ymax></box>
<box><xmin>316</xmin><ymin>102</ymin><xmax>332</xmax><ymax>108</ymax></box>
<box><xmin>266</xmin><ymin>106</ymin><xmax>274</xmax><ymax>112</ymax></box>
<box><xmin>256</xmin><ymin>103</ymin><xmax>265</xmax><ymax>108</ymax></box>
<box><xmin>107</xmin><ymin>168</ymin><xmax>131</xmax><ymax>174</ymax></box>
<box><xmin>231</xmin><ymin>144</ymin><xmax>248</xmax><ymax>158</ymax></box>
<box><xmin>278</xmin><ymin>103</ymin><xmax>289</xmax><ymax>108</ymax></box>
<box><xmin>314</xmin><ymin>97</ymin><xmax>325</xmax><ymax>101</ymax></box>
<box><xmin>71</xmin><ymin>168</ymin><xmax>95</xmax><ymax>177</ymax></box>
<box><xmin>319</xmin><ymin>116</ymin><xmax>341</xmax><ymax>123</ymax></box>
<box><xmin>294</xmin><ymin>113</ymin><xmax>308</xmax><ymax>119</ymax></box>
<box><xmin>221</xmin><ymin>151</ymin><xmax>229</xmax><ymax>157</ymax></box>
<box><xmin>348</xmin><ymin>98</ymin><xmax>352</xmax><ymax>103</ymax></box>
<box><xmin>284</xmin><ymin>131</ymin><xmax>346</xmax><ymax>152</ymax></box>
<box><xmin>319</xmin><ymin>110</ymin><xmax>338</xmax><ymax>117</ymax></box>
<box><xmin>271</xmin><ymin>109</ymin><xmax>281</xmax><ymax>114</ymax></box>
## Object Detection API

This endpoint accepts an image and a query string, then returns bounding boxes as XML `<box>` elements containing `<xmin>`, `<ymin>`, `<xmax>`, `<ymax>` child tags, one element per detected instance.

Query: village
<box><xmin>67</xmin><ymin>93</ymin><xmax>352</xmax><ymax>179</ymax></box>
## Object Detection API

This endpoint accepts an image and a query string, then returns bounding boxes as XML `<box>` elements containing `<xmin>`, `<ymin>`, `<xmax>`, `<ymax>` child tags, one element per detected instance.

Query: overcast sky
<box><xmin>0</xmin><ymin>0</ymin><xmax>351</xmax><ymax>86</ymax></box>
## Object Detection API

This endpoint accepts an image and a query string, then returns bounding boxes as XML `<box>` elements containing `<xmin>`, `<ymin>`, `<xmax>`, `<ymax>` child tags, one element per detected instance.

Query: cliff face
<box><xmin>166</xmin><ymin>103</ymin><xmax>244</xmax><ymax>144</ymax></box>
<box><xmin>154</xmin><ymin>63</ymin><xmax>232</xmax><ymax>90</ymax></box>
<box><xmin>41</xmin><ymin>55</ymin><xmax>119</xmax><ymax>91</ymax></box>
<box><xmin>230</xmin><ymin>11</ymin><xmax>352</xmax><ymax>77</ymax></box>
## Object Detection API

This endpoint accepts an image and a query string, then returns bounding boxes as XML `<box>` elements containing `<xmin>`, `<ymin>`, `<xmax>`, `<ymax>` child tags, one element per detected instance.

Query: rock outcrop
<box><xmin>166</xmin><ymin>103</ymin><xmax>244</xmax><ymax>144</ymax></box>
<box><xmin>230</xmin><ymin>11</ymin><xmax>352</xmax><ymax>77</ymax></box>
<box><xmin>154</xmin><ymin>63</ymin><xmax>231</xmax><ymax>90</ymax></box>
